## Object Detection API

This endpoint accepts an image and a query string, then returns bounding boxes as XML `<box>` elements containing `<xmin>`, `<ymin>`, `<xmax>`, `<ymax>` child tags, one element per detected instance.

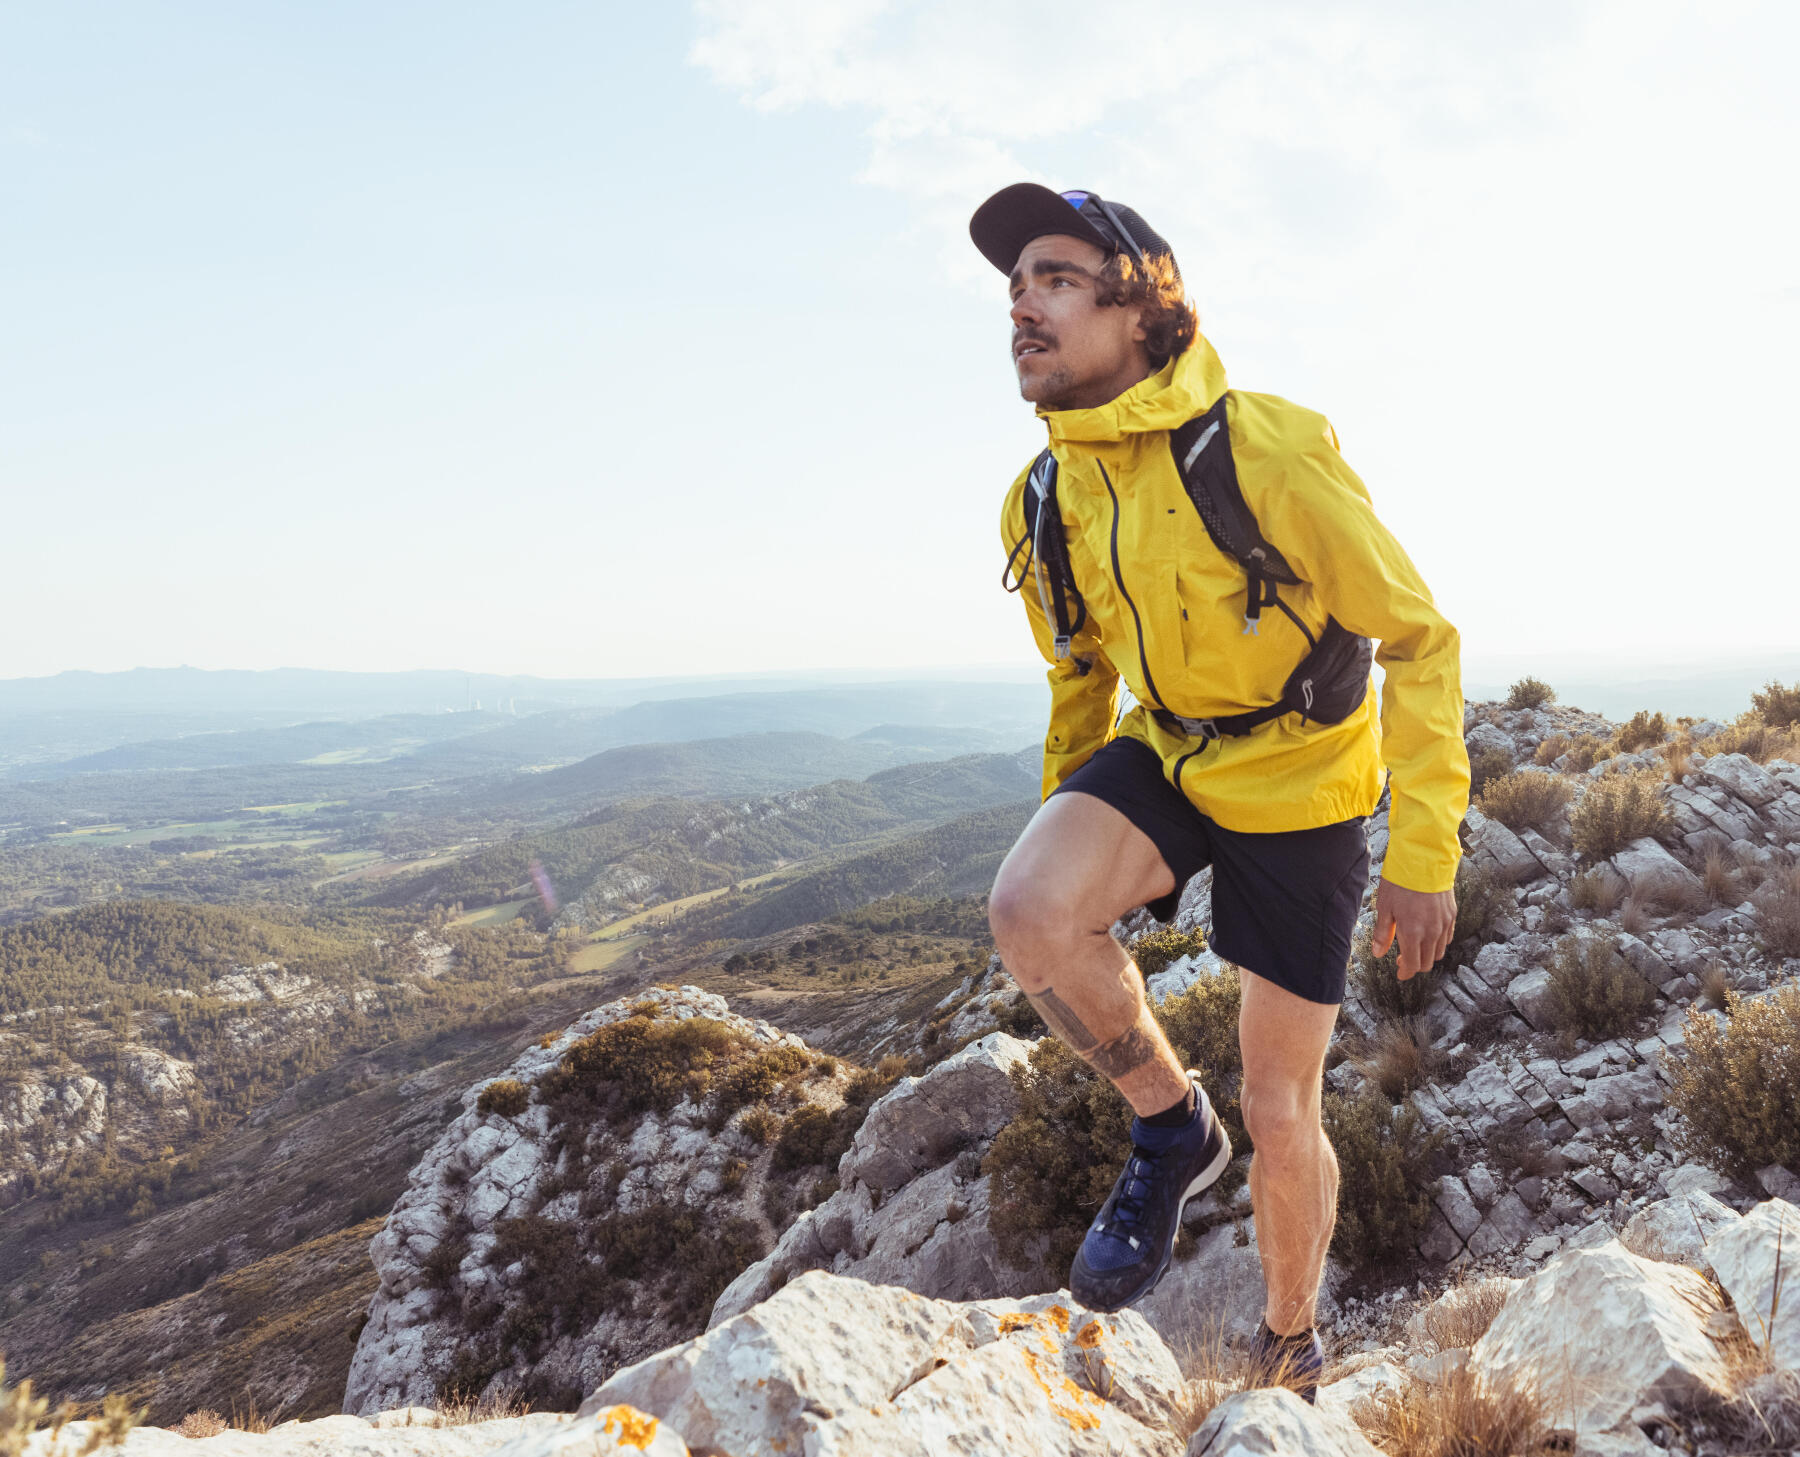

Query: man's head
<box><xmin>971</xmin><ymin>184</ymin><xmax>1196</xmax><ymax>412</ymax></box>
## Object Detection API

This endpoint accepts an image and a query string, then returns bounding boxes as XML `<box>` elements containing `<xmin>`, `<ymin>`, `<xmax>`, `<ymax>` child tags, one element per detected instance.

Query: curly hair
<box><xmin>1094</xmin><ymin>250</ymin><xmax>1197</xmax><ymax>366</ymax></box>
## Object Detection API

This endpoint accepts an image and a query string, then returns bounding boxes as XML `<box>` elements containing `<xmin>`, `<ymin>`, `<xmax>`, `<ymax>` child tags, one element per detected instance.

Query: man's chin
<box><xmin>1017</xmin><ymin>365</ymin><xmax>1074</xmax><ymax>406</ymax></box>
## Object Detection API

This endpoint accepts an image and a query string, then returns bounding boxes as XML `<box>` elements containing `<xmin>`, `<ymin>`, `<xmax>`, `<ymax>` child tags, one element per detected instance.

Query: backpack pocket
<box><xmin>1282</xmin><ymin>619</ymin><xmax>1373</xmax><ymax>726</ymax></box>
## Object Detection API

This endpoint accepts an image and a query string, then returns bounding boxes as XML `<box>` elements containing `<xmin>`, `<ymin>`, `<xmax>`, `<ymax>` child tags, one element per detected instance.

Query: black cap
<box><xmin>969</xmin><ymin>183</ymin><xmax>1178</xmax><ymax>279</ymax></box>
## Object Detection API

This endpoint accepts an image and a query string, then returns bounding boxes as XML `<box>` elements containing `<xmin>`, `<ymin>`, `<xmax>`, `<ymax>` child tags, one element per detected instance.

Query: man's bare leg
<box><xmin>987</xmin><ymin>790</ymin><xmax>1190</xmax><ymax>1115</ymax></box>
<box><xmin>1238</xmin><ymin>969</ymin><xmax>1340</xmax><ymax>1334</ymax></box>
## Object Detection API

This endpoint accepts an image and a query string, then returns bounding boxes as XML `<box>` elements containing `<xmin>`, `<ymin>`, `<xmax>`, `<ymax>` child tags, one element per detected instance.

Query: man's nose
<box><xmin>1010</xmin><ymin>290</ymin><xmax>1041</xmax><ymax>328</ymax></box>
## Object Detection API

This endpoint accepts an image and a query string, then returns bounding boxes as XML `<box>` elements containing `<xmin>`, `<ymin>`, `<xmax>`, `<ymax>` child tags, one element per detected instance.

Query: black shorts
<box><xmin>1052</xmin><ymin>735</ymin><xmax>1369</xmax><ymax>1006</ymax></box>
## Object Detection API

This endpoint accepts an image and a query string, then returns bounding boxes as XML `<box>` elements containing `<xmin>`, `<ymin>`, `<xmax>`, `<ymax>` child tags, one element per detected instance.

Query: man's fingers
<box><xmin>1372</xmin><ymin>903</ymin><xmax>1397</xmax><ymax>958</ymax></box>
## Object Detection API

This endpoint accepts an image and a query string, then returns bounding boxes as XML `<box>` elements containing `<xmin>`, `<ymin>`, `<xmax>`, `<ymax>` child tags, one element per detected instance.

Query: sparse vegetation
<box><xmin>1614</xmin><ymin>709</ymin><xmax>1668</xmax><ymax>753</ymax></box>
<box><xmin>1702</xmin><ymin>848</ymin><xmax>1741</xmax><ymax>907</ymax></box>
<box><xmin>1129</xmin><ymin>925</ymin><xmax>1209</xmax><ymax>978</ymax></box>
<box><xmin>1671</xmin><ymin>982</ymin><xmax>1800</xmax><ymax>1177</ymax></box>
<box><xmin>1467</xmin><ymin>746</ymin><xmax>1515</xmax><ymax>797</ymax></box>
<box><xmin>1505</xmin><ymin>677</ymin><xmax>1555</xmax><ymax>710</ymax></box>
<box><xmin>1531</xmin><ymin>734</ymin><xmax>1568</xmax><ymax>767</ymax></box>
<box><xmin>1569</xmin><ymin>770</ymin><xmax>1672</xmax><ymax>858</ymax></box>
<box><xmin>1568</xmin><ymin>865</ymin><xmax>1627</xmax><ymax>916</ymax></box>
<box><xmin>1754</xmin><ymin>865</ymin><xmax>1800</xmax><ymax>959</ymax></box>
<box><xmin>1350</xmin><ymin>1018</ymin><xmax>1443</xmax><ymax>1101</ymax></box>
<box><xmin>1452</xmin><ymin>859</ymin><xmax>1511</xmax><ymax>950</ymax></box>
<box><xmin>1752</xmin><ymin>679</ymin><xmax>1800</xmax><ymax>729</ymax></box>
<box><xmin>1351</xmin><ymin>932</ymin><xmax>1434</xmax><ymax>1019</ymax></box>
<box><xmin>476</xmin><ymin>1079</ymin><xmax>530</xmax><ymax>1119</ymax></box>
<box><xmin>984</xmin><ymin>968</ymin><xmax>1244</xmax><ymax>1273</ymax></box>
<box><xmin>1322</xmin><ymin>1089</ymin><xmax>1443</xmax><ymax>1271</ymax></box>
<box><xmin>1419</xmin><ymin>1277</ymin><xmax>1512</xmax><ymax>1352</ymax></box>
<box><xmin>1698</xmin><ymin>713</ymin><xmax>1800</xmax><ymax>765</ymax></box>
<box><xmin>1543</xmin><ymin>933</ymin><xmax>1656</xmax><ymax>1041</ymax></box>
<box><xmin>1475</xmin><ymin>770</ymin><xmax>1574</xmax><ymax>835</ymax></box>
<box><xmin>1357</xmin><ymin>1367</ymin><xmax>1553</xmax><ymax>1457</ymax></box>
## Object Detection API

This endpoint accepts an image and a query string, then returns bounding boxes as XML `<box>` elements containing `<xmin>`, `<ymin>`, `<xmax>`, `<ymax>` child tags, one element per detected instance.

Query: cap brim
<box><xmin>969</xmin><ymin>182</ymin><xmax>1114</xmax><ymax>275</ymax></box>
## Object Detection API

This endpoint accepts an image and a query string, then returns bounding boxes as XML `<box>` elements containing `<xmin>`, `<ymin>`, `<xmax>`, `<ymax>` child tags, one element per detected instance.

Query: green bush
<box><xmin>707</xmin><ymin>1045</ymin><xmax>814</xmax><ymax>1130</ymax></box>
<box><xmin>476</xmin><ymin>1078</ymin><xmax>530</xmax><ymax>1118</ymax></box>
<box><xmin>984</xmin><ymin>968</ymin><xmax>1244</xmax><ymax>1273</ymax></box>
<box><xmin>1752</xmin><ymin>680</ymin><xmax>1800</xmax><ymax>729</ymax></box>
<box><xmin>1130</xmin><ymin>926</ymin><xmax>1209</xmax><ymax>978</ymax></box>
<box><xmin>1475</xmin><ymin>770</ymin><xmax>1574</xmax><ymax>834</ymax></box>
<box><xmin>1543</xmin><ymin>934</ymin><xmax>1655</xmax><ymax>1041</ymax></box>
<box><xmin>1669</xmin><ymin>983</ymin><xmax>1800</xmax><ymax>1177</ymax></box>
<box><xmin>1322</xmin><ymin>1088</ymin><xmax>1443</xmax><ymax>1270</ymax></box>
<box><xmin>1570</xmin><ymin>770</ymin><xmax>1672</xmax><ymax>859</ymax></box>
<box><xmin>1506</xmin><ymin>677</ymin><xmax>1555</xmax><ymax>710</ymax></box>
<box><xmin>1351</xmin><ymin>933</ymin><xmax>1434</xmax><ymax>1020</ymax></box>
<box><xmin>771</xmin><ymin>1104</ymin><xmax>837</xmax><ymax>1171</ymax></box>
<box><xmin>540</xmin><ymin>1009</ymin><xmax>749</xmax><ymax>1123</ymax></box>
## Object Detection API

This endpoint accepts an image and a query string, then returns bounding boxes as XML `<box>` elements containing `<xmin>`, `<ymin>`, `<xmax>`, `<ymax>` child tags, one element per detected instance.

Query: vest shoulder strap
<box><xmin>1167</xmin><ymin>392</ymin><xmax>1301</xmax><ymax>588</ymax></box>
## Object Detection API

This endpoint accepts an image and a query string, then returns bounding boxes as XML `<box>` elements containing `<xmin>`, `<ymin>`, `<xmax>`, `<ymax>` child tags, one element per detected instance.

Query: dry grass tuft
<box><xmin>1662</xmin><ymin>732</ymin><xmax>1695</xmax><ymax>784</ymax></box>
<box><xmin>1618</xmin><ymin>895</ymin><xmax>1649</xmax><ymax>937</ymax></box>
<box><xmin>1703</xmin><ymin>848</ymin><xmax>1741</xmax><ymax>907</ymax></box>
<box><xmin>1169</xmin><ymin>1321</ymin><xmax>1336</xmax><ymax>1440</ymax></box>
<box><xmin>432</xmin><ymin>1389</ymin><xmax>533</xmax><ymax>1426</ymax></box>
<box><xmin>1668</xmin><ymin>1307</ymin><xmax>1800</xmax><ymax>1453</ymax></box>
<box><xmin>1570</xmin><ymin>769</ymin><xmax>1673</xmax><ymax>858</ymax></box>
<box><xmin>1357</xmin><ymin>1367</ymin><xmax>1555</xmax><ymax>1457</ymax></box>
<box><xmin>1419</xmin><ymin>1278</ymin><xmax>1512</xmax><ymax>1353</ymax></box>
<box><xmin>1544</xmin><ymin>933</ymin><xmax>1656</xmax><ymax>1042</ymax></box>
<box><xmin>1754</xmin><ymin>865</ymin><xmax>1800</xmax><ymax>960</ymax></box>
<box><xmin>1699</xmin><ymin>962</ymin><xmax>1733</xmax><ymax>1010</ymax></box>
<box><xmin>173</xmin><ymin>1410</ymin><xmax>227</xmax><ymax>1438</ymax></box>
<box><xmin>1568</xmin><ymin>865</ymin><xmax>1627</xmax><ymax>917</ymax></box>
<box><xmin>1474</xmin><ymin>770</ymin><xmax>1574</xmax><ymax>835</ymax></box>
<box><xmin>1352</xmin><ymin>1018</ymin><xmax>1445</xmax><ymax>1101</ymax></box>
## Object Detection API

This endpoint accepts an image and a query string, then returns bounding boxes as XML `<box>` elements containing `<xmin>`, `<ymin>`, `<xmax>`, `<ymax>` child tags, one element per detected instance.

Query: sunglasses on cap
<box><xmin>1059</xmin><ymin>190</ymin><xmax>1148</xmax><ymax>267</ymax></box>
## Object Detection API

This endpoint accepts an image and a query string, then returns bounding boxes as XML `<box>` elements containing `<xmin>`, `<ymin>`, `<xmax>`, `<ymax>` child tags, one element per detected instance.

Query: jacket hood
<box><xmin>1038</xmin><ymin>331</ymin><xmax>1230</xmax><ymax>444</ymax></box>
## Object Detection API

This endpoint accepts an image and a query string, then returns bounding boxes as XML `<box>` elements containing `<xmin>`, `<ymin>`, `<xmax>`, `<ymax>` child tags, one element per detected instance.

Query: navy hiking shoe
<box><xmin>1249</xmin><ymin>1322</ymin><xmax>1325</xmax><ymax>1405</ymax></box>
<box><xmin>1068</xmin><ymin>1072</ymin><xmax>1231</xmax><ymax>1313</ymax></box>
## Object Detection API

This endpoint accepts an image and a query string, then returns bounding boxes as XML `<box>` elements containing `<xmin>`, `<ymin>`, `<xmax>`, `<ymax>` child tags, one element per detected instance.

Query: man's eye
<box><xmin>1051</xmin><ymin>277</ymin><xmax>1072</xmax><ymax>287</ymax></box>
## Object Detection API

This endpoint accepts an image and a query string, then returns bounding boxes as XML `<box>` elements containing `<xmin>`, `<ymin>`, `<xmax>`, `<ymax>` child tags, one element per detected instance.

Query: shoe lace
<box><xmin>1108</xmin><ymin>1143</ymin><xmax>1165</xmax><ymax>1231</ymax></box>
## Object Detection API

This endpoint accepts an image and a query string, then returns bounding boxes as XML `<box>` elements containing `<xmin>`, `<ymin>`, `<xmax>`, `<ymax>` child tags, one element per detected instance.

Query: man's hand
<box><xmin>1372</xmin><ymin>877</ymin><xmax>1457</xmax><ymax>980</ymax></box>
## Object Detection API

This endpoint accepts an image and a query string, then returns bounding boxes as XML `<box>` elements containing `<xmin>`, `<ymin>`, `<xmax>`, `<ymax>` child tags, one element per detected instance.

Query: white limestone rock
<box><xmin>1608</xmin><ymin>838</ymin><xmax>1702</xmax><ymax>903</ymax></box>
<box><xmin>586</xmin><ymin>1271</ymin><xmax>1188</xmax><ymax>1457</ymax></box>
<box><xmin>24</xmin><ymin>1413</ymin><xmax>574</xmax><ymax>1457</ymax></box>
<box><xmin>1183</xmin><ymin>1388</ymin><xmax>1382</xmax><ymax>1455</ymax></box>
<box><xmin>1619</xmin><ymin>1190</ymin><xmax>1739</xmax><ymax>1274</ymax></box>
<box><xmin>1705</xmin><ymin>1198</ymin><xmax>1800</xmax><ymax>1371</ymax></box>
<box><xmin>1470</xmin><ymin>1240</ymin><xmax>1731</xmax><ymax>1433</ymax></box>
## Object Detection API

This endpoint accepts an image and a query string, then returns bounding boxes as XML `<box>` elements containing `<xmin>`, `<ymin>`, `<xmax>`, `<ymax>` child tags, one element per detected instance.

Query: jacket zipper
<box><xmin>1098</xmin><ymin>461</ymin><xmax>1165</xmax><ymax>710</ymax></box>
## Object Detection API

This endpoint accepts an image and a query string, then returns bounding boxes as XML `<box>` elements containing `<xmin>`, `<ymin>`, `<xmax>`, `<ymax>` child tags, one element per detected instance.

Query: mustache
<box><xmin>1012</xmin><ymin>330</ymin><xmax>1057</xmax><ymax>353</ymax></box>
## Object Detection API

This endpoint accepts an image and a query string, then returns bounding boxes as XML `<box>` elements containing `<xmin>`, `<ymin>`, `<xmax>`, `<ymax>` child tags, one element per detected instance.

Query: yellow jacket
<box><xmin>1000</xmin><ymin>334</ymin><xmax>1469</xmax><ymax>893</ymax></box>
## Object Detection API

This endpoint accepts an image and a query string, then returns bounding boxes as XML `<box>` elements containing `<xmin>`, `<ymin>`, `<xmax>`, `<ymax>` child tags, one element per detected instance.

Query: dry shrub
<box><xmin>475</xmin><ymin>1078</ymin><xmax>530</xmax><ymax>1119</ymax></box>
<box><xmin>431</xmin><ymin>1389</ymin><xmax>532</xmax><ymax>1426</ymax></box>
<box><xmin>1420</xmin><ymin>1278</ymin><xmax>1513</xmax><ymax>1352</ymax></box>
<box><xmin>1570</xmin><ymin>770</ymin><xmax>1672</xmax><ymax>858</ymax></box>
<box><xmin>1474</xmin><ymin>770</ymin><xmax>1574</xmax><ymax>834</ymax></box>
<box><xmin>984</xmin><ymin>968</ymin><xmax>1244</xmax><ymax>1274</ymax></box>
<box><xmin>1618</xmin><ymin>895</ymin><xmax>1649</xmax><ymax>937</ymax></box>
<box><xmin>1670</xmin><ymin>1315</ymin><xmax>1800</xmax><ymax>1452</ymax></box>
<box><xmin>1703</xmin><ymin>848</ymin><xmax>1741</xmax><ymax>907</ymax></box>
<box><xmin>1357</xmin><ymin>1367</ymin><xmax>1553</xmax><ymax>1457</ymax></box>
<box><xmin>1614</xmin><ymin>709</ymin><xmax>1669</xmax><ymax>753</ymax></box>
<box><xmin>1568</xmin><ymin>865</ymin><xmax>1627</xmax><ymax>916</ymax></box>
<box><xmin>173</xmin><ymin>1411</ymin><xmax>226</xmax><ymax>1438</ymax></box>
<box><xmin>1351</xmin><ymin>932</ymin><xmax>1435</xmax><ymax>1020</ymax></box>
<box><xmin>1168</xmin><ymin>1319</ymin><xmax>1325</xmax><ymax>1440</ymax></box>
<box><xmin>1562</xmin><ymin>734</ymin><xmax>1617</xmax><ymax>773</ymax></box>
<box><xmin>1532</xmin><ymin>733</ymin><xmax>1569</xmax><ymax>767</ymax></box>
<box><xmin>1699</xmin><ymin>714</ymin><xmax>1800</xmax><ymax>765</ymax></box>
<box><xmin>1754</xmin><ymin>865</ymin><xmax>1800</xmax><ymax>959</ymax></box>
<box><xmin>1467</xmin><ymin>746</ymin><xmax>1515</xmax><ymax>797</ymax></box>
<box><xmin>1670</xmin><ymin>982</ymin><xmax>1800</xmax><ymax>1177</ymax></box>
<box><xmin>737</xmin><ymin>1104</ymin><xmax>779</xmax><ymax>1145</ymax></box>
<box><xmin>1505</xmin><ymin>677</ymin><xmax>1555</xmax><ymax>710</ymax></box>
<box><xmin>1323</xmin><ymin>1089</ymin><xmax>1443</xmax><ymax>1271</ymax></box>
<box><xmin>1544</xmin><ymin>933</ymin><xmax>1655</xmax><ymax>1042</ymax></box>
<box><xmin>1352</xmin><ymin>1018</ymin><xmax>1443</xmax><ymax>1101</ymax></box>
<box><xmin>1130</xmin><ymin>925</ymin><xmax>1209</xmax><ymax>978</ymax></box>
<box><xmin>1662</xmin><ymin>733</ymin><xmax>1695</xmax><ymax>784</ymax></box>
<box><xmin>1754</xmin><ymin>679</ymin><xmax>1800</xmax><ymax>729</ymax></box>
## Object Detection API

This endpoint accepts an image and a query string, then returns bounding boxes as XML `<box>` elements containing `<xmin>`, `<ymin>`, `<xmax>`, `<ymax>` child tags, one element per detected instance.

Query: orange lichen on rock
<box><xmin>1019</xmin><ymin>1346</ymin><xmax>1105</xmax><ymax>1431</ymax></box>
<box><xmin>1074</xmin><ymin>1320</ymin><xmax>1106</xmax><ymax>1350</ymax></box>
<box><xmin>1046</xmin><ymin>1304</ymin><xmax>1071</xmax><ymax>1332</ymax></box>
<box><xmin>595</xmin><ymin>1404</ymin><xmax>661</xmax><ymax>1450</ymax></box>
<box><xmin>998</xmin><ymin>1312</ymin><xmax>1037</xmax><ymax>1334</ymax></box>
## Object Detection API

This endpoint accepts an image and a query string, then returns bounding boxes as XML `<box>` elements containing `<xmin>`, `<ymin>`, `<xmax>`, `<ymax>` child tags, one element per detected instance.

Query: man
<box><xmin>974</xmin><ymin>184</ymin><xmax>1470</xmax><ymax>1399</ymax></box>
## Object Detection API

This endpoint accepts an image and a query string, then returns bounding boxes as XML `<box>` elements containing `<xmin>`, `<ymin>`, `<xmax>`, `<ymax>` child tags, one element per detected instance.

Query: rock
<box><xmin>1315</xmin><ymin>1361</ymin><xmax>1408</xmax><ymax>1419</ymax></box>
<box><xmin>1573</xmin><ymin>1168</ymin><xmax>1622</xmax><ymax>1203</ymax></box>
<box><xmin>1466</xmin><ymin>722</ymin><xmax>1516</xmax><ymax>762</ymax></box>
<box><xmin>1146</xmin><ymin>948</ymin><xmax>1227</xmax><ymax>1002</ymax></box>
<box><xmin>1695</xmin><ymin>753</ymin><xmax>1782</xmax><ymax>809</ymax></box>
<box><xmin>1462</xmin><ymin>807</ymin><xmax>1545</xmax><ymax>885</ymax></box>
<box><xmin>1662</xmin><ymin>1163</ymin><xmax>1730</xmax><ymax>1199</ymax></box>
<box><xmin>1609</xmin><ymin>839</ymin><xmax>1703</xmax><ymax>903</ymax></box>
<box><xmin>839</xmin><ymin>1032</ymin><xmax>1033</xmax><ymax>1195</ymax></box>
<box><xmin>489</xmin><ymin>1408</ymin><xmax>691</xmax><ymax>1456</ymax></box>
<box><xmin>1705</xmin><ymin>1198</ymin><xmax>1800</xmax><ymax>1371</ymax></box>
<box><xmin>1470</xmin><ymin>1240</ymin><xmax>1732</xmax><ymax>1433</ymax></box>
<box><xmin>585</xmin><ymin>1270</ymin><xmax>1188</xmax><ymax>1456</ymax></box>
<box><xmin>1755</xmin><ymin>1164</ymin><xmax>1800</xmax><ymax>1203</ymax></box>
<box><xmin>1183</xmin><ymin>1388</ymin><xmax>1381</xmax><ymax>1455</ymax></box>
<box><xmin>1620</xmin><ymin>1191</ymin><xmax>1739</xmax><ymax>1273</ymax></box>
<box><xmin>30</xmin><ymin>1413</ymin><xmax>576</xmax><ymax>1456</ymax></box>
<box><xmin>1467</xmin><ymin>1192</ymin><xmax>1539</xmax><ymax>1259</ymax></box>
<box><xmin>1506</xmin><ymin>968</ymin><xmax>1559</xmax><ymax>1032</ymax></box>
<box><xmin>1134</xmin><ymin>1221</ymin><xmax>1287</xmax><ymax>1364</ymax></box>
<box><xmin>1435</xmin><ymin>1177</ymin><xmax>1482</xmax><ymax>1242</ymax></box>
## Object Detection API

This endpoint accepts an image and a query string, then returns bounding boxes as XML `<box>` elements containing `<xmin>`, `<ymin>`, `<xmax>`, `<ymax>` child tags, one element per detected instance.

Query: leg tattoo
<box><xmin>1028</xmin><ymin>987</ymin><xmax>1099</xmax><ymax>1052</ymax></box>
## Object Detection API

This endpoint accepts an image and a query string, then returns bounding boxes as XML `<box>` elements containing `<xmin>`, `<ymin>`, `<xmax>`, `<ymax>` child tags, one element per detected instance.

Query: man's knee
<box><xmin>988</xmin><ymin>867</ymin><xmax>1103</xmax><ymax>973</ymax></box>
<box><xmin>1242</xmin><ymin>1081</ymin><xmax>1324</xmax><ymax>1160</ymax></box>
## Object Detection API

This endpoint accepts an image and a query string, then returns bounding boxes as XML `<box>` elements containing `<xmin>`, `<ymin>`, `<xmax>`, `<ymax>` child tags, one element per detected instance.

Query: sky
<box><xmin>3</xmin><ymin>1</ymin><xmax>1797</xmax><ymax>684</ymax></box>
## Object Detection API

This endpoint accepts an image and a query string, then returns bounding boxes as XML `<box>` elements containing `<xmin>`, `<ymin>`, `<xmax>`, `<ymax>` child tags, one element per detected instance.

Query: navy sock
<box><xmin>1141</xmin><ymin>1083</ymin><xmax>1196</xmax><ymax>1129</ymax></box>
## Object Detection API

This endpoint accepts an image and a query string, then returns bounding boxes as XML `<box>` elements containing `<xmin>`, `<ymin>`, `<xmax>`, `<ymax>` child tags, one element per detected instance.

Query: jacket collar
<box><xmin>1038</xmin><ymin>332</ymin><xmax>1229</xmax><ymax>445</ymax></box>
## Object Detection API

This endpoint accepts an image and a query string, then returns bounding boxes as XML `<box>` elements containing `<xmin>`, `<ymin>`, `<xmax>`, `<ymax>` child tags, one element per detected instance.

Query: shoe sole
<box><xmin>1078</xmin><ymin>1083</ymin><xmax>1235</xmax><ymax>1314</ymax></box>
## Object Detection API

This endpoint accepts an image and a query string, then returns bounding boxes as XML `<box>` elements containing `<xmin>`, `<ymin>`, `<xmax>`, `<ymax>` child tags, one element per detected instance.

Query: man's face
<box><xmin>1008</xmin><ymin>233</ymin><xmax>1149</xmax><ymax>410</ymax></box>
